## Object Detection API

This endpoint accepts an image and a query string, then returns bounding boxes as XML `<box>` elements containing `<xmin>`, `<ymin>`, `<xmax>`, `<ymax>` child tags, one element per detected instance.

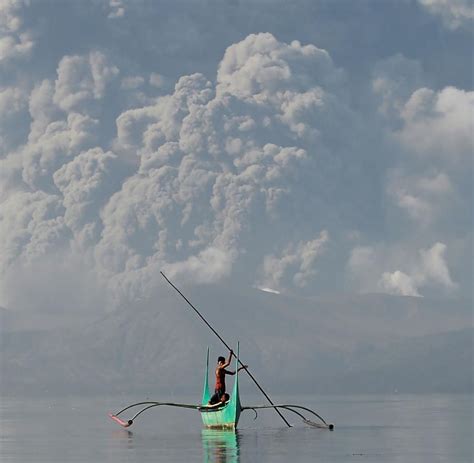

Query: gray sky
<box><xmin>0</xmin><ymin>0</ymin><xmax>472</xmax><ymax>314</ymax></box>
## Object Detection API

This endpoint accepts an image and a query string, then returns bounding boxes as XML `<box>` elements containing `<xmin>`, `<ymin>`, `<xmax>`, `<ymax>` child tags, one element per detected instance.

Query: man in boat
<box><xmin>208</xmin><ymin>350</ymin><xmax>247</xmax><ymax>405</ymax></box>
<box><xmin>206</xmin><ymin>393</ymin><xmax>230</xmax><ymax>409</ymax></box>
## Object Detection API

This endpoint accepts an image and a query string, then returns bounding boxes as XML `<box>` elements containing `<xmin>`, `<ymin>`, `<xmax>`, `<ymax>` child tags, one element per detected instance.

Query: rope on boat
<box><xmin>241</xmin><ymin>404</ymin><xmax>334</xmax><ymax>430</ymax></box>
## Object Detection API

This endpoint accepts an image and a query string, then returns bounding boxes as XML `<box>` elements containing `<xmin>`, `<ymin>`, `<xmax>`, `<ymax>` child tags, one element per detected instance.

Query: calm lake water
<box><xmin>0</xmin><ymin>394</ymin><xmax>472</xmax><ymax>462</ymax></box>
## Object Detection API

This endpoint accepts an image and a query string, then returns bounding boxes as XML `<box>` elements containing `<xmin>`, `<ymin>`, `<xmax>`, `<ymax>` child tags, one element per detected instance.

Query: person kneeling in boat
<box><xmin>206</xmin><ymin>393</ymin><xmax>231</xmax><ymax>409</ymax></box>
<box><xmin>208</xmin><ymin>350</ymin><xmax>247</xmax><ymax>406</ymax></box>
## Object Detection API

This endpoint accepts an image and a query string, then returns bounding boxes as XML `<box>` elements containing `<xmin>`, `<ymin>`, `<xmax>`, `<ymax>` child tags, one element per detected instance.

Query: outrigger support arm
<box><xmin>108</xmin><ymin>401</ymin><xmax>334</xmax><ymax>430</ymax></box>
<box><xmin>242</xmin><ymin>404</ymin><xmax>334</xmax><ymax>430</ymax></box>
<box><xmin>108</xmin><ymin>401</ymin><xmax>203</xmax><ymax>428</ymax></box>
<box><xmin>160</xmin><ymin>271</ymin><xmax>292</xmax><ymax>428</ymax></box>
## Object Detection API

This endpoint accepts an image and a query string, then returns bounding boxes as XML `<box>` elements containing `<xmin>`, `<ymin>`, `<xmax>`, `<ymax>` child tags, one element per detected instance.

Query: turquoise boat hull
<box><xmin>200</xmin><ymin>345</ymin><xmax>242</xmax><ymax>429</ymax></box>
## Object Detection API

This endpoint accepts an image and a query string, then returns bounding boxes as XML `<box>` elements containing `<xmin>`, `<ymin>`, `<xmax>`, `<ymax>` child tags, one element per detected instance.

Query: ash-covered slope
<box><xmin>1</xmin><ymin>285</ymin><xmax>471</xmax><ymax>396</ymax></box>
<box><xmin>330</xmin><ymin>327</ymin><xmax>473</xmax><ymax>393</ymax></box>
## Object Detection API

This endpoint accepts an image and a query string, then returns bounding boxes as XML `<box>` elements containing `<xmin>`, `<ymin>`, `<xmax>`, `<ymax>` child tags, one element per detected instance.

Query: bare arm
<box><xmin>223</xmin><ymin>365</ymin><xmax>248</xmax><ymax>376</ymax></box>
<box><xmin>223</xmin><ymin>350</ymin><xmax>233</xmax><ymax>368</ymax></box>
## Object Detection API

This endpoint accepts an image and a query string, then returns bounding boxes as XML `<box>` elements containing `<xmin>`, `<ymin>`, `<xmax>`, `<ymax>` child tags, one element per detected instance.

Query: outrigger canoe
<box><xmin>199</xmin><ymin>346</ymin><xmax>241</xmax><ymax>428</ymax></box>
<box><xmin>109</xmin><ymin>344</ymin><xmax>333</xmax><ymax>430</ymax></box>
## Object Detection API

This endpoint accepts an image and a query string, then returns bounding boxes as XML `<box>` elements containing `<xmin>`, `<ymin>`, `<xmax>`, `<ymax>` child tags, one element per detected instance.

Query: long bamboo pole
<box><xmin>160</xmin><ymin>271</ymin><xmax>291</xmax><ymax>427</ymax></box>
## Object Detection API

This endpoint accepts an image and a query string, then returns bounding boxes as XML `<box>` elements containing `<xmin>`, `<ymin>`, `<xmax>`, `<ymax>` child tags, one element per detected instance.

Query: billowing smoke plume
<box><xmin>0</xmin><ymin>4</ymin><xmax>472</xmax><ymax>313</ymax></box>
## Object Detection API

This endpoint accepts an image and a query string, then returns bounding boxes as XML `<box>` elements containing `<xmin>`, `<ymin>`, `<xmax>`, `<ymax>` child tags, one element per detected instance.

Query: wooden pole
<box><xmin>160</xmin><ymin>271</ymin><xmax>292</xmax><ymax>428</ymax></box>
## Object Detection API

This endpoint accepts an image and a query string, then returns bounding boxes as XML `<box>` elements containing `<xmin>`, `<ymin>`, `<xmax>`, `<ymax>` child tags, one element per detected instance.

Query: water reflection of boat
<box><xmin>202</xmin><ymin>429</ymin><xmax>239</xmax><ymax>463</ymax></box>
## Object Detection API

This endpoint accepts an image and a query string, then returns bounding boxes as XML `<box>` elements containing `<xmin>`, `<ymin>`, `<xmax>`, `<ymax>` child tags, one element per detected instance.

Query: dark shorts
<box><xmin>209</xmin><ymin>388</ymin><xmax>225</xmax><ymax>405</ymax></box>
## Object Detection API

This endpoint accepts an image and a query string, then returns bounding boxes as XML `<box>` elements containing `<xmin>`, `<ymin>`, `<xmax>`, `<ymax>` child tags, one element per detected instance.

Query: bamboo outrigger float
<box><xmin>108</xmin><ymin>273</ymin><xmax>334</xmax><ymax>431</ymax></box>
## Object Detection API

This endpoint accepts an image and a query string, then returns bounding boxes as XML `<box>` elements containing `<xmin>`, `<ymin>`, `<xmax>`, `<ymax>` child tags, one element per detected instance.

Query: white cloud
<box><xmin>0</xmin><ymin>0</ymin><xmax>33</xmax><ymax>62</ymax></box>
<box><xmin>379</xmin><ymin>270</ymin><xmax>421</xmax><ymax>297</ymax></box>
<box><xmin>418</xmin><ymin>0</ymin><xmax>473</xmax><ymax>29</ymax></box>
<box><xmin>28</xmin><ymin>79</ymin><xmax>61</xmax><ymax>142</ymax></box>
<box><xmin>1</xmin><ymin>23</ymin><xmax>471</xmax><ymax>313</ymax></box>
<box><xmin>387</xmin><ymin>170</ymin><xmax>454</xmax><ymax>226</ymax></box>
<box><xmin>107</xmin><ymin>0</ymin><xmax>125</xmax><ymax>19</ymax></box>
<box><xmin>163</xmin><ymin>246</ymin><xmax>235</xmax><ymax>284</ymax></box>
<box><xmin>0</xmin><ymin>190</ymin><xmax>69</xmax><ymax>272</ymax></box>
<box><xmin>376</xmin><ymin>78</ymin><xmax>472</xmax><ymax>245</ymax></box>
<box><xmin>217</xmin><ymin>34</ymin><xmax>343</xmax><ymax>100</ymax></box>
<box><xmin>54</xmin><ymin>51</ymin><xmax>119</xmax><ymax>113</ymax></box>
<box><xmin>53</xmin><ymin>147</ymin><xmax>128</xmax><ymax>247</ymax></box>
<box><xmin>396</xmin><ymin>86</ymin><xmax>473</xmax><ymax>162</ymax></box>
<box><xmin>0</xmin><ymin>85</ymin><xmax>28</xmax><ymax>155</ymax></box>
<box><xmin>120</xmin><ymin>76</ymin><xmax>145</xmax><ymax>90</ymax></box>
<box><xmin>0</xmin><ymin>85</ymin><xmax>25</xmax><ymax>116</ymax></box>
<box><xmin>21</xmin><ymin>112</ymin><xmax>99</xmax><ymax>190</ymax></box>
<box><xmin>372</xmin><ymin>54</ymin><xmax>424</xmax><ymax>120</ymax></box>
<box><xmin>88</xmin><ymin>33</ymin><xmax>358</xmax><ymax>299</ymax></box>
<box><xmin>418</xmin><ymin>242</ymin><xmax>457</xmax><ymax>290</ymax></box>
<box><xmin>258</xmin><ymin>231</ymin><xmax>329</xmax><ymax>291</ymax></box>
<box><xmin>347</xmin><ymin>242</ymin><xmax>457</xmax><ymax>297</ymax></box>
